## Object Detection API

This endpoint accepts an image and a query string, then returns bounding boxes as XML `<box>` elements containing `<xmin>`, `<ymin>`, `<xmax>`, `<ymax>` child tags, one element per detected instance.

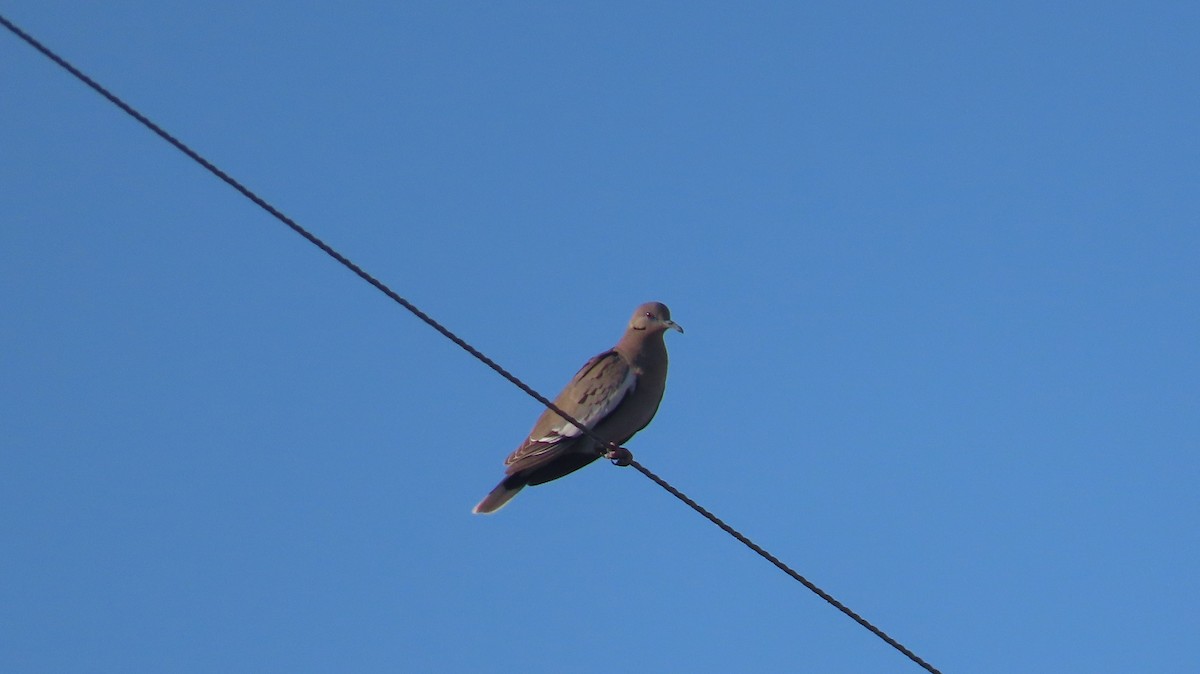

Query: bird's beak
<box><xmin>664</xmin><ymin>319</ymin><xmax>684</xmax><ymax>334</ymax></box>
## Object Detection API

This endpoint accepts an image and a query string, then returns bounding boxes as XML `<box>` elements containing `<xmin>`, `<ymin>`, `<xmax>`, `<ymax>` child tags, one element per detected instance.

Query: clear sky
<box><xmin>2</xmin><ymin>2</ymin><xmax>1197</xmax><ymax>672</ymax></box>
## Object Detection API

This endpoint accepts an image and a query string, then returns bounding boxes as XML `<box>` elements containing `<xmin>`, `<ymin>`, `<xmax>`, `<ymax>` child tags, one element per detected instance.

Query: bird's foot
<box><xmin>606</xmin><ymin>446</ymin><xmax>634</xmax><ymax>466</ymax></box>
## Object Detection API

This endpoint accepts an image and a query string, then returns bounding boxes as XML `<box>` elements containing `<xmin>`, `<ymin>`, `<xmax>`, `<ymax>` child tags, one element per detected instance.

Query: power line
<box><xmin>630</xmin><ymin>459</ymin><xmax>941</xmax><ymax>672</ymax></box>
<box><xmin>1</xmin><ymin>14</ymin><xmax>942</xmax><ymax>674</ymax></box>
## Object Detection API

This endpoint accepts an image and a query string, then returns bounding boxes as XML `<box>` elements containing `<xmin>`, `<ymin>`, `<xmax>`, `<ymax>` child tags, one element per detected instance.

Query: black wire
<box><xmin>0</xmin><ymin>11</ymin><xmax>586</xmax><ymax>438</ymax></box>
<box><xmin>1</xmin><ymin>14</ymin><xmax>942</xmax><ymax>674</ymax></box>
<box><xmin>630</xmin><ymin>459</ymin><xmax>942</xmax><ymax>673</ymax></box>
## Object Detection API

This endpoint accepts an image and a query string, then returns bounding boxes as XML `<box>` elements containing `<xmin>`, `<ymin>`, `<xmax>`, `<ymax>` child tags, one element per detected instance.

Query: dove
<box><xmin>473</xmin><ymin>302</ymin><xmax>682</xmax><ymax>514</ymax></box>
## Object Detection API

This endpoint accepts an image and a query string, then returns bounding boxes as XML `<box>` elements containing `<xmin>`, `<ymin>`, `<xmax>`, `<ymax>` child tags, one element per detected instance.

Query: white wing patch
<box><xmin>531</xmin><ymin>366</ymin><xmax>636</xmax><ymax>444</ymax></box>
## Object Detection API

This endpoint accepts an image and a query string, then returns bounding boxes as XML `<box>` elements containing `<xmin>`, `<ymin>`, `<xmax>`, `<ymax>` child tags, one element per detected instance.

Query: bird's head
<box><xmin>629</xmin><ymin>301</ymin><xmax>684</xmax><ymax>335</ymax></box>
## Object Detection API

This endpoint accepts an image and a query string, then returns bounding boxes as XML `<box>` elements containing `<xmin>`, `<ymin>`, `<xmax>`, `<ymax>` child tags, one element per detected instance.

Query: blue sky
<box><xmin>2</xmin><ymin>2</ymin><xmax>1197</xmax><ymax>672</ymax></box>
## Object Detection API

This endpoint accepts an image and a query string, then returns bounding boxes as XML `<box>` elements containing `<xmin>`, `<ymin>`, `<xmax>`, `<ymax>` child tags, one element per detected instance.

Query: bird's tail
<box><xmin>472</xmin><ymin>476</ymin><xmax>525</xmax><ymax>515</ymax></box>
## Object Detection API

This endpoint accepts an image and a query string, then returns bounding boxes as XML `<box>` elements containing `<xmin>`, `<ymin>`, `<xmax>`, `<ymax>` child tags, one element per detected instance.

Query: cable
<box><xmin>0</xmin><ymin>12</ymin><xmax>586</xmax><ymax>441</ymax></box>
<box><xmin>1</xmin><ymin>14</ymin><xmax>942</xmax><ymax>674</ymax></box>
<box><xmin>630</xmin><ymin>459</ymin><xmax>942</xmax><ymax>673</ymax></box>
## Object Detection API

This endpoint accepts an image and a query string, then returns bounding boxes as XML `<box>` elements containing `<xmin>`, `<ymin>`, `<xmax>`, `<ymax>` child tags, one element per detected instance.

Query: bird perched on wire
<box><xmin>473</xmin><ymin>301</ymin><xmax>683</xmax><ymax>514</ymax></box>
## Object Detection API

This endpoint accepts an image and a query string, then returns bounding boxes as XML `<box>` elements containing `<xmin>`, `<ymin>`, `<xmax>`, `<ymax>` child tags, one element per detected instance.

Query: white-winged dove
<box><xmin>473</xmin><ymin>302</ymin><xmax>683</xmax><ymax>514</ymax></box>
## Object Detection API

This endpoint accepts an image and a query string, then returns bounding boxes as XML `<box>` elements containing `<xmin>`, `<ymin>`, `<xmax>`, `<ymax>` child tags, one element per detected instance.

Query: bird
<box><xmin>473</xmin><ymin>301</ymin><xmax>683</xmax><ymax>514</ymax></box>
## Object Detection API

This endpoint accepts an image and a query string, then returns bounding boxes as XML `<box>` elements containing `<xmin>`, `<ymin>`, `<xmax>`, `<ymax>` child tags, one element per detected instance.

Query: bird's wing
<box><xmin>504</xmin><ymin>350</ymin><xmax>635</xmax><ymax>474</ymax></box>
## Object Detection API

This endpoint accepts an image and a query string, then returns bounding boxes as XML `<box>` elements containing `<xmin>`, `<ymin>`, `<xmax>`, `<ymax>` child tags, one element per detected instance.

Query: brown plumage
<box><xmin>473</xmin><ymin>302</ymin><xmax>683</xmax><ymax>514</ymax></box>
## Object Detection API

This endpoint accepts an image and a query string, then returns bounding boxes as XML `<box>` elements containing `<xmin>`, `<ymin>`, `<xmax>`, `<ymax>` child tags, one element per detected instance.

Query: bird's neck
<box><xmin>616</xmin><ymin>331</ymin><xmax>668</xmax><ymax>375</ymax></box>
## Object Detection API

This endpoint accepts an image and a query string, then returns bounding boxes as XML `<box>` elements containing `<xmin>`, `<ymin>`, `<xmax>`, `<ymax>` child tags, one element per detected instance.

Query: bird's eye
<box><xmin>644</xmin><ymin>312</ymin><xmax>655</xmax><ymax>318</ymax></box>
